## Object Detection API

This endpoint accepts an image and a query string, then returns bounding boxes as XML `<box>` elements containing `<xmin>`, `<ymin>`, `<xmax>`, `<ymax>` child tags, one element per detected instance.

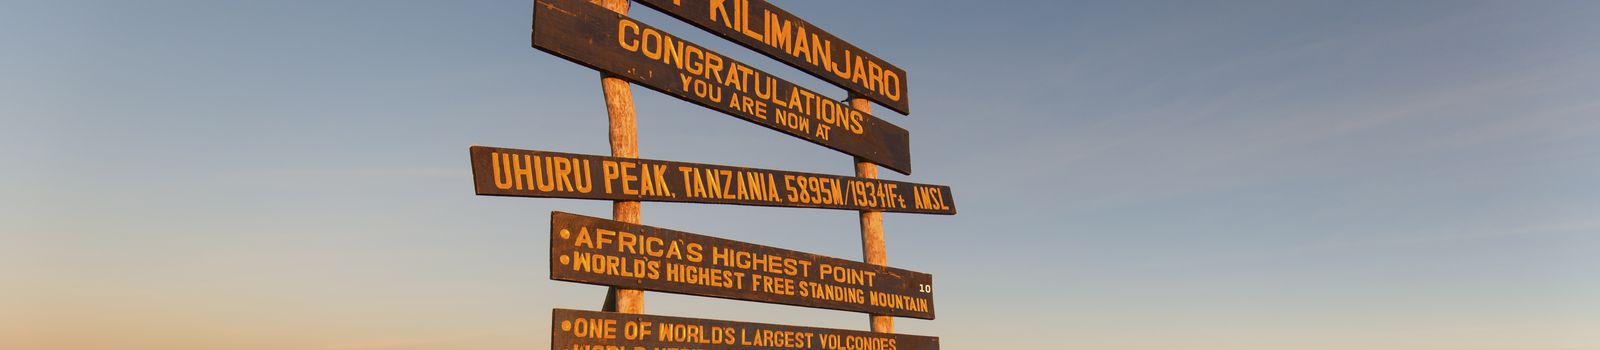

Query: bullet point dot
<box><xmin>561</xmin><ymin>320</ymin><xmax>572</xmax><ymax>331</ymax></box>
<box><xmin>560</xmin><ymin>229</ymin><xmax>571</xmax><ymax>239</ymax></box>
<box><xmin>560</xmin><ymin>255</ymin><xmax>571</xmax><ymax>265</ymax></box>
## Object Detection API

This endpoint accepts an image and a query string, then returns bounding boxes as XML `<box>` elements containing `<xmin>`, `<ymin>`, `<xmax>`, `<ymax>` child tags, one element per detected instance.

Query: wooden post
<box><xmin>592</xmin><ymin>0</ymin><xmax>643</xmax><ymax>315</ymax></box>
<box><xmin>852</xmin><ymin>94</ymin><xmax>893</xmax><ymax>333</ymax></box>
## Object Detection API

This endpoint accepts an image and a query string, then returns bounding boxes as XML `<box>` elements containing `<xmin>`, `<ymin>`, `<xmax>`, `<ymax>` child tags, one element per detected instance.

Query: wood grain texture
<box><xmin>550</xmin><ymin>211</ymin><xmax>936</xmax><ymax>319</ymax></box>
<box><xmin>633</xmin><ymin>0</ymin><xmax>912</xmax><ymax>115</ymax></box>
<box><xmin>551</xmin><ymin>309</ymin><xmax>940</xmax><ymax>350</ymax></box>
<box><xmin>469</xmin><ymin>146</ymin><xmax>956</xmax><ymax>214</ymax></box>
<box><xmin>852</xmin><ymin>95</ymin><xmax>895</xmax><ymax>333</ymax></box>
<box><xmin>588</xmin><ymin>0</ymin><xmax>644</xmax><ymax>316</ymax></box>
<box><xmin>532</xmin><ymin>0</ymin><xmax>914</xmax><ymax>174</ymax></box>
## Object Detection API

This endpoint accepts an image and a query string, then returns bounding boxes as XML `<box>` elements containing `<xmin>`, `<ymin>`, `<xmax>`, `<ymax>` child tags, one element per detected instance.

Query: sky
<box><xmin>3</xmin><ymin>0</ymin><xmax>1598</xmax><ymax>349</ymax></box>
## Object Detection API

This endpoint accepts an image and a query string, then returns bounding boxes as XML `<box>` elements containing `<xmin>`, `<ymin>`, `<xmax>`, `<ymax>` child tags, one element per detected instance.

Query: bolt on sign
<box><xmin>550</xmin><ymin>211</ymin><xmax>936</xmax><ymax>319</ymax></box>
<box><xmin>469</xmin><ymin>146</ymin><xmax>956</xmax><ymax>215</ymax></box>
<box><xmin>552</xmin><ymin>308</ymin><xmax>940</xmax><ymax>350</ymax></box>
<box><xmin>532</xmin><ymin>0</ymin><xmax>914</xmax><ymax>175</ymax></box>
<box><xmin>632</xmin><ymin>0</ymin><xmax>912</xmax><ymax>116</ymax></box>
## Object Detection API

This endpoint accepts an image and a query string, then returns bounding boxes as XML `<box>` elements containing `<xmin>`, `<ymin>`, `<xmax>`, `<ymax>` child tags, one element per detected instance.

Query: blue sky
<box><xmin>4</xmin><ymin>1</ymin><xmax>1598</xmax><ymax>349</ymax></box>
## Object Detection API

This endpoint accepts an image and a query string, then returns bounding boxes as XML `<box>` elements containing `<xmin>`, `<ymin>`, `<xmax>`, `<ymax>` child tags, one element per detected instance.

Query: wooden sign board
<box><xmin>551</xmin><ymin>211</ymin><xmax>936</xmax><ymax>319</ymax></box>
<box><xmin>633</xmin><ymin>0</ymin><xmax>912</xmax><ymax>116</ymax></box>
<box><xmin>470</xmin><ymin>146</ymin><xmax>956</xmax><ymax>215</ymax></box>
<box><xmin>552</xmin><ymin>308</ymin><xmax>940</xmax><ymax>350</ymax></box>
<box><xmin>532</xmin><ymin>0</ymin><xmax>914</xmax><ymax>175</ymax></box>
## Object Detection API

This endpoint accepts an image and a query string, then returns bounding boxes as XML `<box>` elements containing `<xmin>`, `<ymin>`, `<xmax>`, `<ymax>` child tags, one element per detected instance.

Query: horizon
<box><xmin>4</xmin><ymin>1</ymin><xmax>1598</xmax><ymax>349</ymax></box>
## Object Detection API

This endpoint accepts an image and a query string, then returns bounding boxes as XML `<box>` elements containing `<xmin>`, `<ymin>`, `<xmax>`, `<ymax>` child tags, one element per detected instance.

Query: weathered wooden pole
<box><xmin>591</xmin><ymin>0</ymin><xmax>643</xmax><ymax>315</ymax></box>
<box><xmin>852</xmin><ymin>94</ymin><xmax>894</xmax><ymax>333</ymax></box>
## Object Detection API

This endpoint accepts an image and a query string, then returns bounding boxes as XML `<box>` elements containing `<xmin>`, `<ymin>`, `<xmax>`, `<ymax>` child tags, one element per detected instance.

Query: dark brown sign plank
<box><xmin>552</xmin><ymin>308</ymin><xmax>940</xmax><ymax>350</ymax></box>
<box><xmin>532</xmin><ymin>0</ymin><xmax>913</xmax><ymax>175</ymax></box>
<box><xmin>470</xmin><ymin>146</ymin><xmax>956</xmax><ymax>215</ymax></box>
<box><xmin>550</xmin><ymin>211</ymin><xmax>936</xmax><ymax>319</ymax></box>
<box><xmin>633</xmin><ymin>0</ymin><xmax>912</xmax><ymax>116</ymax></box>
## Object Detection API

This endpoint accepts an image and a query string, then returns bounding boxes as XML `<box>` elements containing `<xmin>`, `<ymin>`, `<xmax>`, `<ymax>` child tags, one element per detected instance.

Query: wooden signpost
<box><xmin>470</xmin><ymin>146</ymin><xmax>956</xmax><ymax>215</ymax></box>
<box><xmin>532</xmin><ymin>0</ymin><xmax>914</xmax><ymax>174</ymax></box>
<box><xmin>552</xmin><ymin>308</ymin><xmax>939</xmax><ymax>350</ymax></box>
<box><xmin>551</xmin><ymin>211</ymin><xmax>936</xmax><ymax>319</ymax></box>
<box><xmin>470</xmin><ymin>0</ymin><xmax>953</xmax><ymax>347</ymax></box>
<box><xmin>631</xmin><ymin>0</ymin><xmax>913</xmax><ymax>116</ymax></box>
